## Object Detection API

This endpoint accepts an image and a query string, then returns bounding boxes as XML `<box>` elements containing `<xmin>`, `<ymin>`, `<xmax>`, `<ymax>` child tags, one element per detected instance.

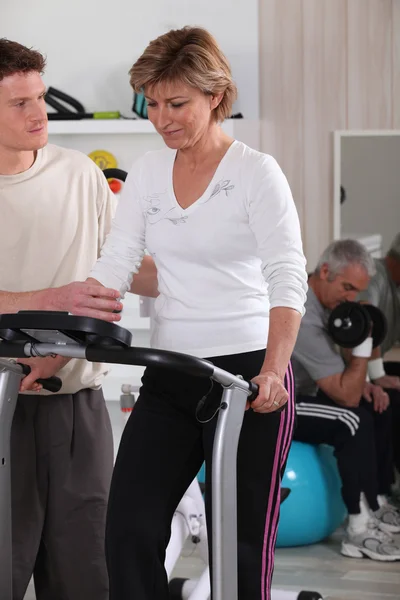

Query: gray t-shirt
<box><xmin>292</xmin><ymin>287</ymin><xmax>344</xmax><ymax>396</ymax></box>
<box><xmin>358</xmin><ymin>258</ymin><xmax>400</xmax><ymax>355</ymax></box>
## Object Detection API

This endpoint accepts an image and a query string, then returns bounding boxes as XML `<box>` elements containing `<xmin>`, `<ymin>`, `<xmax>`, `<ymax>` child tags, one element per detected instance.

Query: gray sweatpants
<box><xmin>11</xmin><ymin>388</ymin><xmax>113</xmax><ymax>600</ymax></box>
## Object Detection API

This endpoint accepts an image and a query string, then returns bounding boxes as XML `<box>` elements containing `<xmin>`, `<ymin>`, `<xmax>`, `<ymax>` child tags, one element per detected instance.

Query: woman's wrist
<box><xmin>259</xmin><ymin>366</ymin><xmax>285</xmax><ymax>381</ymax></box>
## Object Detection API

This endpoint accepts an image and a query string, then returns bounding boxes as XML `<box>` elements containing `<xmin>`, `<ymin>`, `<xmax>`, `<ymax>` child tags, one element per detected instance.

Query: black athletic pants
<box><xmin>105</xmin><ymin>350</ymin><xmax>296</xmax><ymax>600</ymax></box>
<box><xmin>294</xmin><ymin>390</ymin><xmax>394</xmax><ymax>514</ymax></box>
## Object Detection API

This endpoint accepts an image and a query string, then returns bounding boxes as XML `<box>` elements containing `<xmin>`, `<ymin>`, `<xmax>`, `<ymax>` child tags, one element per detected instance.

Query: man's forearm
<box><xmin>0</xmin><ymin>289</ymin><xmax>51</xmax><ymax>313</ymax></box>
<box><xmin>336</xmin><ymin>340</ymin><xmax>371</xmax><ymax>406</ymax></box>
<box><xmin>339</xmin><ymin>357</ymin><xmax>369</xmax><ymax>404</ymax></box>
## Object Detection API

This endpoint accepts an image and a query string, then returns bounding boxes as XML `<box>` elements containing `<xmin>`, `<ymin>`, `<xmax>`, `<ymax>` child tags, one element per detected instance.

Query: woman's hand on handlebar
<box><xmin>46</xmin><ymin>280</ymin><xmax>123</xmax><ymax>322</ymax></box>
<box><xmin>249</xmin><ymin>371</ymin><xmax>288</xmax><ymax>413</ymax></box>
<box><xmin>18</xmin><ymin>356</ymin><xmax>69</xmax><ymax>393</ymax></box>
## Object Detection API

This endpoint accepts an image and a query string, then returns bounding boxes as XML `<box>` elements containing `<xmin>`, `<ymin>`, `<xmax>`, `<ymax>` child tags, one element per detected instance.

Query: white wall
<box><xmin>2</xmin><ymin>0</ymin><xmax>259</xmax><ymax>119</ymax></box>
<box><xmin>340</xmin><ymin>135</ymin><xmax>400</xmax><ymax>255</ymax></box>
<box><xmin>260</xmin><ymin>0</ymin><xmax>400</xmax><ymax>270</ymax></box>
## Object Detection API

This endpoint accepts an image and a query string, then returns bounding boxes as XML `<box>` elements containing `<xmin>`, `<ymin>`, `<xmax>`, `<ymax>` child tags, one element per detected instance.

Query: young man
<box><xmin>292</xmin><ymin>239</ymin><xmax>400</xmax><ymax>561</ymax></box>
<box><xmin>0</xmin><ymin>38</ymin><xmax>157</xmax><ymax>600</ymax></box>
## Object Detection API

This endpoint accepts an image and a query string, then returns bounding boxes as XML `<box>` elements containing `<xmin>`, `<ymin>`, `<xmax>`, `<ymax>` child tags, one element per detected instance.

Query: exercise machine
<box><xmin>0</xmin><ymin>311</ymin><xmax>323</xmax><ymax>600</ymax></box>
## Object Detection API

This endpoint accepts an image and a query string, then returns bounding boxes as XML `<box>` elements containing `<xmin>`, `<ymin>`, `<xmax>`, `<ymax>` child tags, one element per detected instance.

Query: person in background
<box><xmin>292</xmin><ymin>240</ymin><xmax>400</xmax><ymax>562</ymax></box>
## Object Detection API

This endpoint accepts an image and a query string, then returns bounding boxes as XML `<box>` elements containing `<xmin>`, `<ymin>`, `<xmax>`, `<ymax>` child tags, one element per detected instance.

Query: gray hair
<box><xmin>314</xmin><ymin>239</ymin><xmax>376</xmax><ymax>280</ymax></box>
<box><xmin>388</xmin><ymin>233</ymin><xmax>400</xmax><ymax>261</ymax></box>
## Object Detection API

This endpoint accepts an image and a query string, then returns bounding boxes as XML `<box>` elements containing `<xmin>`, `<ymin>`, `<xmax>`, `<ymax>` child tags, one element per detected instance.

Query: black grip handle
<box><xmin>0</xmin><ymin>342</ymin><xmax>27</xmax><ymax>357</ymax></box>
<box><xmin>247</xmin><ymin>381</ymin><xmax>286</xmax><ymax>412</ymax></box>
<box><xmin>248</xmin><ymin>382</ymin><xmax>259</xmax><ymax>402</ymax></box>
<box><xmin>47</xmin><ymin>113</ymin><xmax>85</xmax><ymax>120</ymax></box>
<box><xmin>20</xmin><ymin>364</ymin><xmax>62</xmax><ymax>392</ymax></box>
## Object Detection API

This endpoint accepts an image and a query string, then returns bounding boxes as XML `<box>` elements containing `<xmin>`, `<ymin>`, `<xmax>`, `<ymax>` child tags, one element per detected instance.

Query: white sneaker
<box><xmin>341</xmin><ymin>521</ymin><xmax>400</xmax><ymax>561</ymax></box>
<box><xmin>375</xmin><ymin>503</ymin><xmax>400</xmax><ymax>534</ymax></box>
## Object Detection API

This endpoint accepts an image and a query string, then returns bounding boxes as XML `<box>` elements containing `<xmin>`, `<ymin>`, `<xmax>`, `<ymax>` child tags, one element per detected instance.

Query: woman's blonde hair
<box><xmin>129</xmin><ymin>27</ymin><xmax>237</xmax><ymax>122</ymax></box>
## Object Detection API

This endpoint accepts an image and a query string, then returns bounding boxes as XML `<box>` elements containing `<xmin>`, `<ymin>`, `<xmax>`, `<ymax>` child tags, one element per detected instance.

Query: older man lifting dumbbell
<box><xmin>291</xmin><ymin>240</ymin><xmax>400</xmax><ymax>561</ymax></box>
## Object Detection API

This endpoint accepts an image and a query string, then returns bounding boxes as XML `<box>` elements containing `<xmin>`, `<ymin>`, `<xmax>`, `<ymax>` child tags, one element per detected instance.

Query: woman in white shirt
<box><xmin>89</xmin><ymin>26</ymin><xmax>308</xmax><ymax>600</ymax></box>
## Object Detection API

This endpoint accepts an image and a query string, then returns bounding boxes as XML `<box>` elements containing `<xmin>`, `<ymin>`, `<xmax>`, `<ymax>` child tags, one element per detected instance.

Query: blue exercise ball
<box><xmin>276</xmin><ymin>442</ymin><xmax>347</xmax><ymax>547</ymax></box>
<box><xmin>197</xmin><ymin>463</ymin><xmax>206</xmax><ymax>486</ymax></box>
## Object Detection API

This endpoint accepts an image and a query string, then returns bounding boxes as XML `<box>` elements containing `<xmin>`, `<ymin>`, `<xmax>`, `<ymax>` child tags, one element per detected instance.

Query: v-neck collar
<box><xmin>168</xmin><ymin>140</ymin><xmax>238</xmax><ymax>215</ymax></box>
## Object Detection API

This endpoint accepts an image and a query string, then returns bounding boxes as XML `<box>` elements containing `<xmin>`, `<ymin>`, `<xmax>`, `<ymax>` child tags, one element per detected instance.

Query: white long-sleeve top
<box><xmin>90</xmin><ymin>140</ymin><xmax>308</xmax><ymax>358</ymax></box>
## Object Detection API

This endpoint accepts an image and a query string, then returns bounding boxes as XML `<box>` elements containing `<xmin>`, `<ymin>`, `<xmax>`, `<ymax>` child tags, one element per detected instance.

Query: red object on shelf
<box><xmin>108</xmin><ymin>179</ymin><xmax>122</xmax><ymax>194</ymax></box>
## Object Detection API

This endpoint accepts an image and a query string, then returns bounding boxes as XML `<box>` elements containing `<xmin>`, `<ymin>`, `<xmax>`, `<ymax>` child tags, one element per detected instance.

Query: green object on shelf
<box><xmin>93</xmin><ymin>111</ymin><xmax>121</xmax><ymax>119</ymax></box>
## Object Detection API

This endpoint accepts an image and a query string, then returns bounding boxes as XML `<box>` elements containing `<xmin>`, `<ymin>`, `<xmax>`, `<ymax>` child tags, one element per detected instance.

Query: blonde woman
<box><xmin>88</xmin><ymin>27</ymin><xmax>307</xmax><ymax>600</ymax></box>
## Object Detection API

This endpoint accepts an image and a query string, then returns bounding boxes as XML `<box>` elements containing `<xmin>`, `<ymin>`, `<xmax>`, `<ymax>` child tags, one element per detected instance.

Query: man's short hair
<box><xmin>0</xmin><ymin>39</ymin><xmax>46</xmax><ymax>83</ymax></box>
<box><xmin>315</xmin><ymin>239</ymin><xmax>376</xmax><ymax>279</ymax></box>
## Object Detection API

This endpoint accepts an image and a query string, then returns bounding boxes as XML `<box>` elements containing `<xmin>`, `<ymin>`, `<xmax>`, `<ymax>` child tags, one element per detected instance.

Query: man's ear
<box><xmin>319</xmin><ymin>263</ymin><xmax>330</xmax><ymax>282</ymax></box>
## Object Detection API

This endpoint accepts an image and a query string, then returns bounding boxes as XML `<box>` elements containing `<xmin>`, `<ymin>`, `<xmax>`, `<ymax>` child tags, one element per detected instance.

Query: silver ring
<box><xmin>273</xmin><ymin>400</ymin><xmax>280</xmax><ymax>407</ymax></box>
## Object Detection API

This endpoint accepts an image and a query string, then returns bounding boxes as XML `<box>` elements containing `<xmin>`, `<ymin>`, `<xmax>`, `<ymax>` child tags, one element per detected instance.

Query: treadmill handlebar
<box><xmin>85</xmin><ymin>344</ymin><xmax>216</xmax><ymax>379</ymax></box>
<box><xmin>0</xmin><ymin>340</ymin><xmax>258</xmax><ymax>397</ymax></box>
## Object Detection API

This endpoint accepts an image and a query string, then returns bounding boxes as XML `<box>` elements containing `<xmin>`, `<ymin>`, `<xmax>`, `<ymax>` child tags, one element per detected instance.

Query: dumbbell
<box><xmin>328</xmin><ymin>302</ymin><xmax>387</xmax><ymax>349</ymax></box>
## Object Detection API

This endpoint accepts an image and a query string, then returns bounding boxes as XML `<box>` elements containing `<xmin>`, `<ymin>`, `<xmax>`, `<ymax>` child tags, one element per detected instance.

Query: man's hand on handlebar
<box><xmin>18</xmin><ymin>356</ymin><xmax>69</xmax><ymax>393</ymax></box>
<box><xmin>46</xmin><ymin>281</ymin><xmax>122</xmax><ymax>322</ymax></box>
<box><xmin>249</xmin><ymin>371</ymin><xmax>288</xmax><ymax>413</ymax></box>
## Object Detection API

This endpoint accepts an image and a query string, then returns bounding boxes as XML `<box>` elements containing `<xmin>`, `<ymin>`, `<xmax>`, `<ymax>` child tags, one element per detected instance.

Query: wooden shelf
<box><xmin>47</xmin><ymin>119</ymin><xmax>156</xmax><ymax>135</ymax></box>
<box><xmin>47</xmin><ymin>118</ymin><xmax>237</xmax><ymax>136</ymax></box>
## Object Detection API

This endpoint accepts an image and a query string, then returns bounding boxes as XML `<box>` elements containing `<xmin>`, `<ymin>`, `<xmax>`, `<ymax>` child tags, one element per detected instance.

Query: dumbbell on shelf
<box><xmin>328</xmin><ymin>302</ymin><xmax>387</xmax><ymax>349</ymax></box>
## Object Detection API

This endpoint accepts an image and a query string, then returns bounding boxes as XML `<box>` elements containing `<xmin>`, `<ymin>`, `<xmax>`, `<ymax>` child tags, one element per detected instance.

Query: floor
<box><xmin>24</xmin><ymin>532</ymin><xmax>400</xmax><ymax>600</ymax></box>
<box><xmin>169</xmin><ymin>530</ymin><xmax>400</xmax><ymax>600</ymax></box>
<box><xmin>24</xmin><ymin>387</ymin><xmax>400</xmax><ymax>600</ymax></box>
